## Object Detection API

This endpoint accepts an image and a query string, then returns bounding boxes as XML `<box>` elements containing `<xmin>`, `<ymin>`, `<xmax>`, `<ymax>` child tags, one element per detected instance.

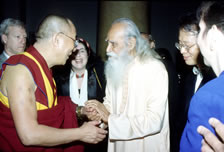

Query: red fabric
<box><xmin>0</xmin><ymin>46</ymin><xmax>84</xmax><ymax>152</ymax></box>
<box><xmin>1</xmin><ymin>46</ymin><xmax>57</xmax><ymax>107</ymax></box>
<box><xmin>0</xmin><ymin>97</ymin><xmax>83</xmax><ymax>152</ymax></box>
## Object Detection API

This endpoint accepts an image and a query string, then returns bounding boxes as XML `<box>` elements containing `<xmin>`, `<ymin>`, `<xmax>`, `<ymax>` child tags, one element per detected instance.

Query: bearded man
<box><xmin>86</xmin><ymin>18</ymin><xmax>170</xmax><ymax>152</ymax></box>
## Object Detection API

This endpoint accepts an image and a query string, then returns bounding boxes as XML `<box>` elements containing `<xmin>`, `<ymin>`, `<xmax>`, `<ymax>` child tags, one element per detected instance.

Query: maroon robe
<box><xmin>0</xmin><ymin>46</ymin><xmax>84</xmax><ymax>152</ymax></box>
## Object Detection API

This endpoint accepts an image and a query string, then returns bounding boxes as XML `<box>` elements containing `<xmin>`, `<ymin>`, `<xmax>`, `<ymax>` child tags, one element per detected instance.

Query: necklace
<box><xmin>76</xmin><ymin>73</ymin><xmax>84</xmax><ymax>79</ymax></box>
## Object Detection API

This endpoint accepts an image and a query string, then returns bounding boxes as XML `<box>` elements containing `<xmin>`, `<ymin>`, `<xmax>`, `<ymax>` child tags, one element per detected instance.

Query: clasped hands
<box><xmin>83</xmin><ymin>100</ymin><xmax>110</xmax><ymax>126</ymax></box>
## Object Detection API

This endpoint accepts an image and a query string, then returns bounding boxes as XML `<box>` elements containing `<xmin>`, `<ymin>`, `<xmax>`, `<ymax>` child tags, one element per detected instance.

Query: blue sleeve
<box><xmin>179</xmin><ymin>88</ymin><xmax>221</xmax><ymax>152</ymax></box>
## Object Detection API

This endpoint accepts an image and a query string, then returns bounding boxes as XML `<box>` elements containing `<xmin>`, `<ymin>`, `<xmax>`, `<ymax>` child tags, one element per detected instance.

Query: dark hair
<box><xmin>197</xmin><ymin>1</ymin><xmax>224</xmax><ymax>34</ymax></box>
<box><xmin>69</xmin><ymin>37</ymin><xmax>91</xmax><ymax>60</ymax></box>
<box><xmin>178</xmin><ymin>12</ymin><xmax>210</xmax><ymax>73</ymax></box>
<box><xmin>59</xmin><ymin>37</ymin><xmax>101</xmax><ymax>77</ymax></box>
<box><xmin>67</xmin><ymin>37</ymin><xmax>98</xmax><ymax>70</ymax></box>
<box><xmin>53</xmin><ymin>37</ymin><xmax>103</xmax><ymax>83</ymax></box>
<box><xmin>178</xmin><ymin>12</ymin><xmax>199</xmax><ymax>35</ymax></box>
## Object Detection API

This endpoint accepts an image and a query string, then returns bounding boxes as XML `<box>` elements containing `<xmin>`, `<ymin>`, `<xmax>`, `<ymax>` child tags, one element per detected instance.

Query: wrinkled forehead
<box><xmin>5</xmin><ymin>26</ymin><xmax>26</xmax><ymax>37</ymax></box>
<box><xmin>7</xmin><ymin>25</ymin><xmax>26</xmax><ymax>33</ymax></box>
<box><xmin>106</xmin><ymin>23</ymin><xmax>126</xmax><ymax>42</ymax></box>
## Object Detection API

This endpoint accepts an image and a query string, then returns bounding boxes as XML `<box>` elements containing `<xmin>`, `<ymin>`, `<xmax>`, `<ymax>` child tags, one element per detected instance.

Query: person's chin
<box><xmin>185</xmin><ymin>60</ymin><xmax>195</xmax><ymax>66</ymax></box>
<box><xmin>108</xmin><ymin>56</ymin><xmax>116</xmax><ymax>61</ymax></box>
<box><xmin>17</xmin><ymin>49</ymin><xmax>25</xmax><ymax>53</ymax></box>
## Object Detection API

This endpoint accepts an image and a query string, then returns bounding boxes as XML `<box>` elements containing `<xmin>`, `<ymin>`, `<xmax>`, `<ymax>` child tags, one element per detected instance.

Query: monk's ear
<box><xmin>1</xmin><ymin>34</ymin><xmax>7</xmax><ymax>44</ymax></box>
<box><xmin>52</xmin><ymin>33</ymin><xmax>61</xmax><ymax>48</ymax></box>
<box><xmin>128</xmin><ymin>37</ymin><xmax>136</xmax><ymax>50</ymax></box>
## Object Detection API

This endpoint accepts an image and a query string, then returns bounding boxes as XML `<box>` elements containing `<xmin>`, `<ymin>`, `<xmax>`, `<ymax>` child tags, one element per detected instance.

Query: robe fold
<box><xmin>104</xmin><ymin>57</ymin><xmax>170</xmax><ymax>152</ymax></box>
<box><xmin>0</xmin><ymin>46</ymin><xmax>84</xmax><ymax>152</ymax></box>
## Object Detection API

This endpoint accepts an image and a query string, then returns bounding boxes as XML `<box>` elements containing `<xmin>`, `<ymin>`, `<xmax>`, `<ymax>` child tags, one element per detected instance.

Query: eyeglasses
<box><xmin>175</xmin><ymin>42</ymin><xmax>196</xmax><ymax>51</ymax></box>
<box><xmin>59</xmin><ymin>32</ymin><xmax>79</xmax><ymax>48</ymax></box>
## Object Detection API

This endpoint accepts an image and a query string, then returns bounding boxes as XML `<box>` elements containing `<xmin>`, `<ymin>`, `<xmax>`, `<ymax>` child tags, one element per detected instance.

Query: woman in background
<box><xmin>53</xmin><ymin>37</ymin><xmax>107</xmax><ymax>152</ymax></box>
<box><xmin>54</xmin><ymin>37</ymin><xmax>105</xmax><ymax>105</ymax></box>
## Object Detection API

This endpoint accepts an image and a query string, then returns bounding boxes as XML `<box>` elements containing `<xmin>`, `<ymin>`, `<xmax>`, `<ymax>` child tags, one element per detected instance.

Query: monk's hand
<box><xmin>197</xmin><ymin>118</ymin><xmax>224</xmax><ymax>152</ymax></box>
<box><xmin>85</xmin><ymin>100</ymin><xmax>110</xmax><ymax>123</ymax></box>
<box><xmin>83</xmin><ymin>105</ymin><xmax>101</xmax><ymax>121</ymax></box>
<box><xmin>79</xmin><ymin>121</ymin><xmax>107</xmax><ymax>144</ymax></box>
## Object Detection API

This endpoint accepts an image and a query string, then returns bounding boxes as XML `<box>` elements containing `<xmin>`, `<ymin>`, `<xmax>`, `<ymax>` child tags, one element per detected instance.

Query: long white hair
<box><xmin>112</xmin><ymin>18</ymin><xmax>160</xmax><ymax>62</ymax></box>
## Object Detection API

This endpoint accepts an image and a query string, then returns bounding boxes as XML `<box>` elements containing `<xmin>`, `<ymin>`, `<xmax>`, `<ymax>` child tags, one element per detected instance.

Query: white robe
<box><xmin>104</xmin><ymin>57</ymin><xmax>170</xmax><ymax>152</ymax></box>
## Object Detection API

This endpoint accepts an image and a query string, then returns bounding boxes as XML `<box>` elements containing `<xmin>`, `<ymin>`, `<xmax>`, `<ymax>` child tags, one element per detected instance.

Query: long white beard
<box><xmin>105</xmin><ymin>48</ymin><xmax>133</xmax><ymax>88</ymax></box>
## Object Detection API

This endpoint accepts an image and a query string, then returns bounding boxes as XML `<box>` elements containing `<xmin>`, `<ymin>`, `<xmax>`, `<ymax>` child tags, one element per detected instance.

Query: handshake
<box><xmin>78</xmin><ymin>100</ymin><xmax>110</xmax><ymax>129</ymax></box>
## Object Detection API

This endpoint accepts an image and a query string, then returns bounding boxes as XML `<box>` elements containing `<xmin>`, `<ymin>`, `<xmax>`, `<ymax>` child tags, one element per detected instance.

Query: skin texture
<box><xmin>178</xmin><ymin>29</ymin><xmax>200</xmax><ymax>66</ymax></box>
<box><xmin>1</xmin><ymin>26</ymin><xmax>27</xmax><ymax>56</ymax></box>
<box><xmin>85</xmin><ymin>22</ymin><xmax>136</xmax><ymax>124</ymax></box>
<box><xmin>197</xmin><ymin>118</ymin><xmax>224</xmax><ymax>152</ymax></box>
<box><xmin>106</xmin><ymin>23</ymin><xmax>127</xmax><ymax>55</ymax></box>
<box><xmin>0</xmin><ymin>17</ymin><xmax>107</xmax><ymax>147</ymax></box>
<box><xmin>71</xmin><ymin>43</ymin><xmax>88</xmax><ymax>74</ymax></box>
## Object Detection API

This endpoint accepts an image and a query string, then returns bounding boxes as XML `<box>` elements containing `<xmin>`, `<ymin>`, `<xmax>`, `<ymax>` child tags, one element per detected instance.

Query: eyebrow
<box><xmin>78</xmin><ymin>48</ymin><xmax>86</xmax><ymax>50</ymax></box>
<box><xmin>179</xmin><ymin>39</ymin><xmax>196</xmax><ymax>44</ymax></box>
<box><xmin>105</xmin><ymin>39</ymin><xmax>116</xmax><ymax>45</ymax></box>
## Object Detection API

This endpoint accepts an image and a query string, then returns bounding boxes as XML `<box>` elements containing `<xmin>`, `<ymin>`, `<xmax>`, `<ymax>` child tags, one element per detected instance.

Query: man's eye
<box><xmin>112</xmin><ymin>42</ymin><xmax>116</xmax><ymax>48</ymax></box>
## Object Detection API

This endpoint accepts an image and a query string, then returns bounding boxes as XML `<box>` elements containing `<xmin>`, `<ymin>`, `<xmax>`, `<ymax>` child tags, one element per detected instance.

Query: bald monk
<box><xmin>0</xmin><ymin>15</ymin><xmax>107</xmax><ymax>152</ymax></box>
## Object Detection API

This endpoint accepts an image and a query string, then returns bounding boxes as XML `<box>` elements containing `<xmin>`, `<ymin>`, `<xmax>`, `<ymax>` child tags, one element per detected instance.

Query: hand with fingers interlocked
<box><xmin>85</xmin><ymin>100</ymin><xmax>110</xmax><ymax>124</ymax></box>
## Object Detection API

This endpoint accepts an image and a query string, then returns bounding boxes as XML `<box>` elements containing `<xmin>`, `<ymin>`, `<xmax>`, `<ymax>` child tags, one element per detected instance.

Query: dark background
<box><xmin>0</xmin><ymin>0</ymin><xmax>203</xmax><ymax>63</ymax></box>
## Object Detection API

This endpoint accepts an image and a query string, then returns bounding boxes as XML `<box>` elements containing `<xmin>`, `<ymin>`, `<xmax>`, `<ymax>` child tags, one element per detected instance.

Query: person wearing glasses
<box><xmin>180</xmin><ymin>1</ymin><xmax>224</xmax><ymax>151</ymax></box>
<box><xmin>0</xmin><ymin>15</ymin><xmax>107</xmax><ymax>152</ymax></box>
<box><xmin>173</xmin><ymin>13</ymin><xmax>216</xmax><ymax>152</ymax></box>
<box><xmin>53</xmin><ymin>37</ymin><xmax>107</xmax><ymax>152</ymax></box>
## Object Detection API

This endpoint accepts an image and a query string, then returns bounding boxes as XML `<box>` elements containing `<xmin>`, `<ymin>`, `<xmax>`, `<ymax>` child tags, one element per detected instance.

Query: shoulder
<box><xmin>131</xmin><ymin>58</ymin><xmax>168</xmax><ymax>81</ymax></box>
<box><xmin>2</xmin><ymin>64</ymin><xmax>35</xmax><ymax>94</ymax></box>
<box><xmin>0</xmin><ymin>53</ymin><xmax>7</xmax><ymax>62</ymax></box>
<box><xmin>134</xmin><ymin>57</ymin><xmax>165</xmax><ymax>69</ymax></box>
<box><xmin>190</xmin><ymin>77</ymin><xmax>223</xmax><ymax>112</ymax></box>
<box><xmin>5</xmin><ymin>64</ymin><xmax>33</xmax><ymax>79</ymax></box>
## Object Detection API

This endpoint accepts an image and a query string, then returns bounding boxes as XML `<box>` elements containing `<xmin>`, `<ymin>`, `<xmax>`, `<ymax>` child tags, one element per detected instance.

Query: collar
<box><xmin>3</xmin><ymin>51</ymin><xmax>10</xmax><ymax>59</ymax></box>
<box><xmin>193</xmin><ymin>66</ymin><xmax>201</xmax><ymax>76</ymax></box>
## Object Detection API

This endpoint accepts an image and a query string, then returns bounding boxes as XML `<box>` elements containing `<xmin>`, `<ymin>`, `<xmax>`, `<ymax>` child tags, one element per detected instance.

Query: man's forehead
<box><xmin>7</xmin><ymin>26</ymin><xmax>26</xmax><ymax>35</ymax></box>
<box><xmin>107</xmin><ymin>24</ymin><xmax>125</xmax><ymax>41</ymax></box>
<box><xmin>8</xmin><ymin>25</ymin><xmax>24</xmax><ymax>31</ymax></box>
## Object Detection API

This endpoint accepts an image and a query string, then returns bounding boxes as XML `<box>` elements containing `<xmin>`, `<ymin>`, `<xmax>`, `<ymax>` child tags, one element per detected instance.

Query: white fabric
<box><xmin>193</xmin><ymin>67</ymin><xmax>203</xmax><ymax>93</ymax></box>
<box><xmin>104</xmin><ymin>57</ymin><xmax>170</xmax><ymax>152</ymax></box>
<box><xmin>69</xmin><ymin>70</ymin><xmax>88</xmax><ymax>106</ymax></box>
<box><xmin>194</xmin><ymin>74</ymin><xmax>203</xmax><ymax>93</ymax></box>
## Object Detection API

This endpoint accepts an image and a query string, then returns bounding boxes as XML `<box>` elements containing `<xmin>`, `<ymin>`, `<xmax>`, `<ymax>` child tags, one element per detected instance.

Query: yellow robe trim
<box><xmin>0</xmin><ymin>91</ymin><xmax>9</xmax><ymax>108</ymax></box>
<box><xmin>23</xmin><ymin>52</ymin><xmax>57</xmax><ymax>109</ymax></box>
<box><xmin>0</xmin><ymin>52</ymin><xmax>57</xmax><ymax>110</ymax></box>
